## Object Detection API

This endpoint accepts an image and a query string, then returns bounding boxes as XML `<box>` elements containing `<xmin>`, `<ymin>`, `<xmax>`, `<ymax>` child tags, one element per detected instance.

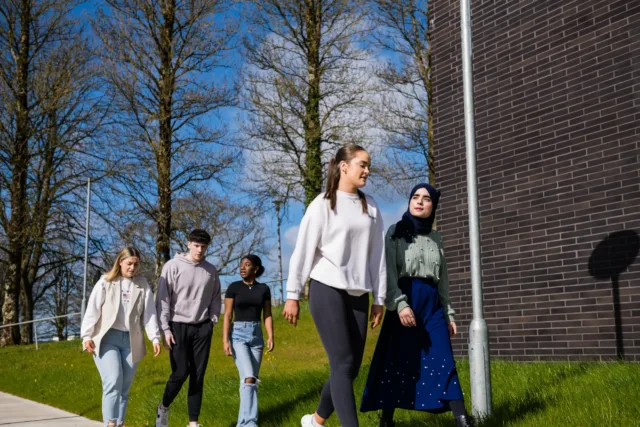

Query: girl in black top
<box><xmin>223</xmin><ymin>255</ymin><xmax>273</xmax><ymax>427</ymax></box>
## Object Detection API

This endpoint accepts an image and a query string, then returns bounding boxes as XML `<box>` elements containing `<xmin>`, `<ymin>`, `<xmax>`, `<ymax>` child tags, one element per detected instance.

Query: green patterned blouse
<box><xmin>384</xmin><ymin>223</ymin><xmax>455</xmax><ymax>322</ymax></box>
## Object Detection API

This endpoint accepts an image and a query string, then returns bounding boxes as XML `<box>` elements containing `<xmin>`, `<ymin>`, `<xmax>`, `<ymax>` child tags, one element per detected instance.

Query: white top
<box><xmin>286</xmin><ymin>191</ymin><xmax>387</xmax><ymax>305</ymax></box>
<box><xmin>113</xmin><ymin>278</ymin><xmax>134</xmax><ymax>332</ymax></box>
<box><xmin>81</xmin><ymin>277</ymin><xmax>160</xmax><ymax>344</ymax></box>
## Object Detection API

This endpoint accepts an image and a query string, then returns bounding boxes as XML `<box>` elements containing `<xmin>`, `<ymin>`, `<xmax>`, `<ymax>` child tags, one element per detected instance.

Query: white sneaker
<box><xmin>301</xmin><ymin>414</ymin><xmax>322</xmax><ymax>427</ymax></box>
<box><xmin>155</xmin><ymin>405</ymin><xmax>169</xmax><ymax>427</ymax></box>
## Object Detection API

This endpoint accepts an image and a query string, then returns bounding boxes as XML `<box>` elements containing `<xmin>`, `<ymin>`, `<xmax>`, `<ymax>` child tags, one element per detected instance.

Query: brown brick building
<box><xmin>432</xmin><ymin>0</ymin><xmax>640</xmax><ymax>360</ymax></box>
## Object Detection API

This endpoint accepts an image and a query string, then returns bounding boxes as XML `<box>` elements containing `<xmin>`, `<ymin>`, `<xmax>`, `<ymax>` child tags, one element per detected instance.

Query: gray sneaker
<box><xmin>155</xmin><ymin>405</ymin><xmax>169</xmax><ymax>427</ymax></box>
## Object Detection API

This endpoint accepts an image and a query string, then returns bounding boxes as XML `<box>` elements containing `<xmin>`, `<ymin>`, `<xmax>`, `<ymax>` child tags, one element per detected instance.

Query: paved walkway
<box><xmin>0</xmin><ymin>392</ymin><xmax>102</xmax><ymax>426</ymax></box>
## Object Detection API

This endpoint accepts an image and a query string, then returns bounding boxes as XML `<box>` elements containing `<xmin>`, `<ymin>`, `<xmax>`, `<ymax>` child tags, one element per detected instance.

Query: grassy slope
<box><xmin>2</xmin><ymin>304</ymin><xmax>639</xmax><ymax>426</ymax></box>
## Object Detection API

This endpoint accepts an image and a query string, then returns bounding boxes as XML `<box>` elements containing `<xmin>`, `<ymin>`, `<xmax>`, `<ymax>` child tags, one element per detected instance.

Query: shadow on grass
<box><xmin>479</xmin><ymin>363</ymin><xmax>592</xmax><ymax>426</ymax></box>
<box><xmin>224</xmin><ymin>371</ymin><xmax>326</xmax><ymax>427</ymax></box>
<box><xmin>394</xmin><ymin>420</ymin><xmax>440</xmax><ymax>427</ymax></box>
<box><xmin>255</xmin><ymin>384</ymin><xmax>325</xmax><ymax>427</ymax></box>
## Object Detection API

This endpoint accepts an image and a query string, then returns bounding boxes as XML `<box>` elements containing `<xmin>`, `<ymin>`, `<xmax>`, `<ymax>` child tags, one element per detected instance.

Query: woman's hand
<box><xmin>370</xmin><ymin>304</ymin><xmax>384</xmax><ymax>329</ymax></box>
<box><xmin>153</xmin><ymin>343</ymin><xmax>161</xmax><ymax>357</ymax></box>
<box><xmin>83</xmin><ymin>339</ymin><xmax>95</xmax><ymax>354</ymax></box>
<box><xmin>399</xmin><ymin>307</ymin><xmax>417</xmax><ymax>327</ymax></box>
<box><xmin>224</xmin><ymin>341</ymin><xmax>233</xmax><ymax>356</ymax></box>
<box><xmin>448</xmin><ymin>321</ymin><xmax>457</xmax><ymax>337</ymax></box>
<box><xmin>266</xmin><ymin>337</ymin><xmax>274</xmax><ymax>353</ymax></box>
<box><xmin>283</xmin><ymin>299</ymin><xmax>299</xmax><ymax>326</ymax></box>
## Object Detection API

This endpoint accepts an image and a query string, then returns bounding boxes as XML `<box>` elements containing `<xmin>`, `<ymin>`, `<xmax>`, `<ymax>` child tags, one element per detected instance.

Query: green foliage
<box><xmin>2</xmin><ymin>306</ymin><xmax>639</xmax><ymax>426</ymax></box>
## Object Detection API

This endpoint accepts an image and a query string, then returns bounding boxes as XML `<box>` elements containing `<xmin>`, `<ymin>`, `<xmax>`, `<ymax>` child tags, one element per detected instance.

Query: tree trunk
<box><xmin>2</xmin><ymin>0</ymin><xmax>31</xmax><ymax>346</ymax></box>
<box><xmin>55</xmin><ymin>318</ymin><xmax>66</xmax><ymax>341</ymax></box>
<box><xmin>19</xmin><ymin>284</ymin><xmax>33</xmax><ymax>344</ymax></box>
<box><xmin>303</xmin><ymin>0</ymin><xmax>323</xmax><ymax>208</ymax></box>
<box><xmin>155</xmin><ymin>0</ymin><xmax>176</xmax><ymax>282</ymax></box>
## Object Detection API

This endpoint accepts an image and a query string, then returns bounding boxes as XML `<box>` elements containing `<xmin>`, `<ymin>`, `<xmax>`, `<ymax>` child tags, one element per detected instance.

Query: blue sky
<box><xmin>70</xmin><ymin>2</ymin><xmax>425</xmax><ymax>295</ymax></box>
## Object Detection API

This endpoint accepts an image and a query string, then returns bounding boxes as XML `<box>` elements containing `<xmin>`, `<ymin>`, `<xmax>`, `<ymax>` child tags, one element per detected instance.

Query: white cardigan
<box><xmin>81</xmin><ymin>275</ymin><xmax>160</xmax><ymax>364</ymax></box>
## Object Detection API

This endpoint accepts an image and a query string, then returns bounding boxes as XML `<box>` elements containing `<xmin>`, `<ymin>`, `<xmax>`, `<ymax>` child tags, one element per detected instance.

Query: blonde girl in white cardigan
<box><xmin>81</xmin><ymin>247</ymin><xmax>161</xmax><ymax>427</ymax></box>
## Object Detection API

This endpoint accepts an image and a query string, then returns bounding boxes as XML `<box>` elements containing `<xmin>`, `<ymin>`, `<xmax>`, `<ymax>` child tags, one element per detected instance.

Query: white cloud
<box><xmin>284</xmin><ymin>225</ymin><xmax>300</xmax><ymax>248</ymax></box>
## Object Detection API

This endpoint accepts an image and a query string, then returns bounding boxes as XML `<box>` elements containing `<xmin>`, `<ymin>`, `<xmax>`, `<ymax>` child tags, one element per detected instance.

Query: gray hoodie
<box><xmin>156</xmin><ymin>253</ymin><xmax>222</xmax><ymax>333</ymax></box>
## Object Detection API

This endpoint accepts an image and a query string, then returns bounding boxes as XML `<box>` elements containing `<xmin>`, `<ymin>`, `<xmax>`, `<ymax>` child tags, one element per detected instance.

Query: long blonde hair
<box><xmin>104</xmin><ymin>247</ymin><xmax>142</xmax><ymax>282</ymax></box>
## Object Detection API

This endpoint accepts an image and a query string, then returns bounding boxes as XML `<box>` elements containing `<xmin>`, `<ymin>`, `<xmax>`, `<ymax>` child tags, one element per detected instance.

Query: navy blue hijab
<box><xmin>392</xmin><ymin>183</ymin><xmax>441</xmax><ymax>242</ymax></box>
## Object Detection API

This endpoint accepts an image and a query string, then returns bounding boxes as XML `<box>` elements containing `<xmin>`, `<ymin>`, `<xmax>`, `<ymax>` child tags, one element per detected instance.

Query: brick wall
<box><xmin>431</xmin><ymin>0</ymin><xmax>640</xmax><ymax>360</ymax></box>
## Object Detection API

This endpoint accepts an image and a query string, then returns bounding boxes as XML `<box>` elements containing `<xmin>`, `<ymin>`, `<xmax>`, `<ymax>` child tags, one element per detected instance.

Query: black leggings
<box><xmin>309</xmin><ymin>279</ymin><xmax>369</xmax><ymax>427</ymax></box>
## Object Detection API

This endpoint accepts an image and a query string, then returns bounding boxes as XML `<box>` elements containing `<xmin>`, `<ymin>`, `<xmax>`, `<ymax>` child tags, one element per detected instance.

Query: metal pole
<box><xmin>275</xmin><ymin>200</ymin><xmax>284</xmax><ymax>301</ymax></box>
<box><xmin>34</xmin><ymin>322</ymin><xmax>38</xmax><ymax>351</ymax></box>
<box><xmin>460</xmin><ymin>0</ymin><xmax>492</xmax><ymax>419</ymax></box>
<box><xmin>81</xmin><ymin>178</ymin><xmax>91</xmax><ymax>322</ymax></box>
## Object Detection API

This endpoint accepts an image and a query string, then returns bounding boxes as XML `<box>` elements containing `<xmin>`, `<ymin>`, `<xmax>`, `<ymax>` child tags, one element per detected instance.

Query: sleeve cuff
<box><xmin>385</xmin><ymin>294</ymin><xmax>408</xmax><ymax>311</ymax></box>
<box><xmin>445</xmin><ymin>305</ymin><xmax>455</xmax><ymax>322</ymax></box>
<box><xmin>211</xmin><ymin>315</ymin><xmax>218</xmax><ymax>325</ymax></box>
<box><xmin>396</xmin><ymin>300</ymin><xmax>410</xmax><ymax>313</ymax></box>
<box><xmin>286</xmin><ymin>291</ymin><xmax>301</xmax><ymax>300</ymax></box>
<box><xmin>374</xmin><ymin>297</ymin><xmax>386</xmax><ymax>306</ymax></box>
<box><xmin>152</xmin><ymin>338</ymin><xmax>160</xmax><ymax>345</ymax></box>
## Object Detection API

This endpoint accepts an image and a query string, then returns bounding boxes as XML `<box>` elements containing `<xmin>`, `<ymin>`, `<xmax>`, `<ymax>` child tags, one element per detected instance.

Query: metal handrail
<box><xmin>0</xmin><ymin>313</ymin><xmax>80</xmax><ymax>329</ymax></box>
<box><xmin>0</xmin><ymin>313</ymin><xmax>81</xmax><ymax>350</ymax></box>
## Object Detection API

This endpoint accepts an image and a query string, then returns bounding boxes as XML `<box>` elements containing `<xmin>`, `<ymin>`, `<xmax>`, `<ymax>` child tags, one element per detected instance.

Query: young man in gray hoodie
<box><xmin>155</xmin><ymin>229</ymin><xmax>221</xmax><ymax>427</ymax></box>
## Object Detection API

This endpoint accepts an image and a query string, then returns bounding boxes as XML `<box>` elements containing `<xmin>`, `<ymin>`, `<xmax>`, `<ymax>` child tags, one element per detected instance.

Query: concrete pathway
<box><xmin>0</xmin><ymin>391</ymin><xmax>102</xmax><ymax>426</ymax></box>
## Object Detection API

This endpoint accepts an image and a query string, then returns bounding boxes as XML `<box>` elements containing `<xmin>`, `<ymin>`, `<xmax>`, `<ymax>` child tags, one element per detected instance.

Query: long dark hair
<box><xmin>242</xmin><ymin>254</ymin><xmax>265</xmax><ymax>278</ymax></box>
<box><xmin>324</xmin><ymin>144</ymin><xmax>369</xmax><ymax>214</ymax></box>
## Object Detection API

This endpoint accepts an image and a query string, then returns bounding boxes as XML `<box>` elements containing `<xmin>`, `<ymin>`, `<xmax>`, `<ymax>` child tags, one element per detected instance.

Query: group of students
<box><xmin>80</xmin><ymin>143</ymin><xmax>475</xmax><ymax>427</ymax></box>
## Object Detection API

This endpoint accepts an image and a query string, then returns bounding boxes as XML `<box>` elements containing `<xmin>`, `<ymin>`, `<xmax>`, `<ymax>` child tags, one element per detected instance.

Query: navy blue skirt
<box><xmin>361</xmin><ymin>277</ymin><xmax>463</xmax><ymax>413</ymax></box>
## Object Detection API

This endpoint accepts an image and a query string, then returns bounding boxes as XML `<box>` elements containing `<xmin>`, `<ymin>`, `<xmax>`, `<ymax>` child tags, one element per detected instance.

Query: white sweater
<box><xmin>286</xmin><ymin>191</ymin><xmax>387</xmax><ymax>305</ymax></box>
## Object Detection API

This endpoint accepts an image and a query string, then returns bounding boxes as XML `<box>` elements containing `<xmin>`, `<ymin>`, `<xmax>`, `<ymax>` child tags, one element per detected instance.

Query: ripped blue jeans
<box><xmin>231</xmin><ymin>321</ymin><xmax>264</xmax><ymax>427</ymax></box>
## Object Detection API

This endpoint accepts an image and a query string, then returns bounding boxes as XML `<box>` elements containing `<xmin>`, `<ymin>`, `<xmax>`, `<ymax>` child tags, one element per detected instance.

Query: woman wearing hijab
<box><xmin>360</xmin><ymin>184</ymin><xmax>474</xmax><ymax>427</ymax></box>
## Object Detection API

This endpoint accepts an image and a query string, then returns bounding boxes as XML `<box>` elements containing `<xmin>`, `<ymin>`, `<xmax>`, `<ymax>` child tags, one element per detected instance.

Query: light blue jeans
<box><xmin>231</xmin><ymin>321</ymin><xmax>264</xmax><ymax>427</ymax></box>
<box><xmin>93</xmin><ymin>329</ymin><xmax>139</xmax><ymax>426</ymax></box>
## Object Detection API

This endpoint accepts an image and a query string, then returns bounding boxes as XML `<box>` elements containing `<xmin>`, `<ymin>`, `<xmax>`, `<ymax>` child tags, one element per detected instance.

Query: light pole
<box><xmin>81</xmin><ymin>178</ymin><xmax>91</xmax><ymax>322</ymax></box>
<box><xmin>459</xmin><ymin>0</ymin><xmax>492</xmax><ymax>419</ymax></box>
<box><xmin>275</xmin><ymin>200</ymin><xmax>284</xmax><ymax>302</ymax></box>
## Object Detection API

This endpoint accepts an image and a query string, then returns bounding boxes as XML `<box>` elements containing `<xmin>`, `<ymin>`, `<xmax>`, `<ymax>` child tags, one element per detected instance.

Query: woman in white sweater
<box><xmin>283</xmin><ymin>144</ymin><xmax>387</xmax><ymax>427</ymax></box>
<box><xmin>81</xmin><ymin>247</ymin><xmax>161</xmax><ymax>427</ymax></box>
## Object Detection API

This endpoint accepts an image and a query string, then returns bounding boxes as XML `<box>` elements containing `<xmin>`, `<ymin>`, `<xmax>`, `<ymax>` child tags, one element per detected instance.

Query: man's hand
<box><xmin>153</xmin><ymin>343</ymin><xmax>161</xmax><ymax>357</ymax></box>
<box><xmin>84</xmin><ymin>339</ymin><xmax>95</xmax><ymax>354</ymax></box>
<box><xmin>266</xmin><ymin>337</ymin><xmax>274</xmax><ymax>353</ymax></box>
<box><xmin>370</xmin><ymin>304</ymin><xmax>384</xmax><ymax>329</ymax></box>
<box><xmin>283</xmin><ymin>299</ymin><xmax>300</xmax><ymax>326</ymax></box>
<box><xmin>163</xmin><ymin>332</ymin><xmax>175</xmax><ymax>350</ymax></box>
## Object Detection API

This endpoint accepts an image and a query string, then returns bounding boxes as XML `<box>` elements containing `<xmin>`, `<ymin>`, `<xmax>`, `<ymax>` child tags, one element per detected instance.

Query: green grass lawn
<box><xmin>1</xmin><ymin>304</ymin><xmax>639</xmax><ymax>426</ymax></box>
